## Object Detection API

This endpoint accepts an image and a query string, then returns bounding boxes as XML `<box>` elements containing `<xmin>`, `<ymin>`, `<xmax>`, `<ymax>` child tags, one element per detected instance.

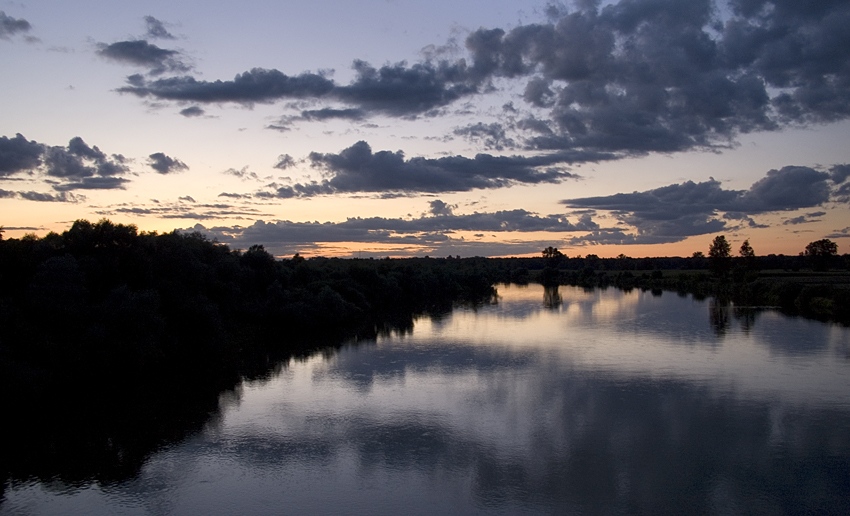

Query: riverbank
<box><xmin>0</xmin><ymin>220</ymin><xmax>496</xmax><ymax>487</ymax></box>
<box><xmin>527</xmin><ymin>267</ymin><xmax>850</xmax><ymax>324</ymax></box>
<box><xmin>1</xmin><ymin>221</ymin><xmax>847</xmax><ymax>488</ymax></box>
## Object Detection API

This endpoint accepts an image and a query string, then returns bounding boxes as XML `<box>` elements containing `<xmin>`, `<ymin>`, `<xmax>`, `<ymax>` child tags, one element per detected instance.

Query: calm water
<box><xmin>4</xmin><ymin>284</ymin><xmax>850</xmax><ymax>514</ymax></box>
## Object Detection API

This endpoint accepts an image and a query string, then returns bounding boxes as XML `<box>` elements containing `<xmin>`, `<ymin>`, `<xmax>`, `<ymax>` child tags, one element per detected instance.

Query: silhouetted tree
<box><xmin>542</xmin><ymin>246</ymin><xmax>564</xmax><ymax>260</ymax></box>
<box><xmin>804</xmin><ymin>239</ymin><xmax>838</xmax><ymax>271</ymax></box>
<box><xmin>542</xmin><ymin>246</ymin><xmax>565</xmax><ymax>273</ymax></box>
<box><xmin>708</xmin><ymin>235</ymin><xmax>731</xmax><ymax>275</ymax></box>
<box><xmin>804</xmin><ymin>239</ymin><xmax>838</xmax><ymax>257</ymax></box>
<box><xmin>739</xmin><ymin>240</ymin><xmax>755</xmax><ymax>259</ymax></box>
<box><xmin>738</xmin><ymin>239</ymin><xmax>756</xmax><ymax>272</ymax></box>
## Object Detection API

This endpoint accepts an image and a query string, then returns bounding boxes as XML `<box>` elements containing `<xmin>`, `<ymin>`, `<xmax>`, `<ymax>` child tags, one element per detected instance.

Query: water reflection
<box><xmin>3</xmin><ymin>284</ymin><xmax>849</xmax><ymax>514</ymax></box>
<box><xmin>542</xmin><ymin>285</ymin><xmax>561</xmax><ymax>309</ymax></box>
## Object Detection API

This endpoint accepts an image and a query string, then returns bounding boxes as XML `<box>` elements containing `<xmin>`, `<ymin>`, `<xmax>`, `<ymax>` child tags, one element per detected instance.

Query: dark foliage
<box><xmin>1</xmin><ymin>221</ymin><xmax>847</xmax><ymax>490</ymax></box>
<box><xmin>804</xmin><ymin>239</ymin><xmax>839</xmax><ymax>272</ymax></box>
<box><xmin>0</xmin><ymin>219</ymin><xmax>496</xmax><ymax>487</ymax></box>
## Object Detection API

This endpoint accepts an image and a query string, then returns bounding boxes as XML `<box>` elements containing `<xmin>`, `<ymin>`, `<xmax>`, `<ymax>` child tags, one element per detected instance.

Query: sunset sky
<box><xmin>2</xmin><ymin>0</ymin><xmax>849</xmax><ymax>258</ymax></box>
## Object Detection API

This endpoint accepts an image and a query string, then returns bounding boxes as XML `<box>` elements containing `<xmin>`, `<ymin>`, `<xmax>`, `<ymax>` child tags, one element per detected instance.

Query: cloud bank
<box><xmin>269</xmin><ymin>141</ymin><xmax>601</xmax><ymax>197</ymax></box>
<box><xmin>561</xmin><ymin>164</ymin><xmax>847</xmax><ymax>245</ymax></box>
<box><xmin>1</xmin><ymin>133</ymin><xmax>131</xmax><ymax>198</ymax></box>
<box><xmin>113</xmin><ymin>0</ymin><xmax>850</xmax><ymax>162</ymax></box>
<box><xmin>0</xmin><ymin>133</ymin><xmax>188</xmax><ymax>199</ymax></box>
<box><xmin>180</xmin><ymin>205</ymin><xmax>598</xmax><ymax>256</ymax></box>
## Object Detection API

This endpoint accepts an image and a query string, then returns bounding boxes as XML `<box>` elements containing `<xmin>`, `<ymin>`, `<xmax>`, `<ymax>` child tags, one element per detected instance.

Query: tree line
<box><xmin>534</xmin><ymin>237</ymin><xmax>849</xmax><ymax>323</ymax></box>
<box><xmin>0</xmin><ymin>219</ymin><xmax>501</xmax><ymax>486</ymax></box>
<box><xmin>706</xmin><ymin>235</ymin><xmax>841</xmax><ymax>274</ymax></box>
<box><xmin>0</xmin><ymin>219</ymin><xmax>499</xmax><ymax>386</ymax></box>
<box><xmin>0</xmin><ymin>220</ymin><xmax>847</xmax><ymax>486</ymax></box>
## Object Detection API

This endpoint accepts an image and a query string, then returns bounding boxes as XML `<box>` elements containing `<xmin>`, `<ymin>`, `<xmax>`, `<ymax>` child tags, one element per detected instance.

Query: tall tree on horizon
<box><xmin>709</xmin><ymin>235</ymin><xmax>731</xmax><ymax>275</ymax></box>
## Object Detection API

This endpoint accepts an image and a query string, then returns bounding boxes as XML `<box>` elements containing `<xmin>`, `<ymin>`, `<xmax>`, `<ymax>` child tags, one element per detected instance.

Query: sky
<box><xmin>1</xmin><ymin>0</ymin><xmax>849</xmax><ymax>258</ymax></box>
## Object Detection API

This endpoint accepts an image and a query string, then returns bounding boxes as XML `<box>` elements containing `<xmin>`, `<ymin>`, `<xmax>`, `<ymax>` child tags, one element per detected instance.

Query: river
<box><xmin>3</xmin><ymin>284</ymin><xmax>850</xmax><ymax>514</ymax></box>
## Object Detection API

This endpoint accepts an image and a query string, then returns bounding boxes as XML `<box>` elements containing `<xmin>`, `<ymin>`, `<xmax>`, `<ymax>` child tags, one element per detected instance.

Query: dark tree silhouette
<box><xmin>542</xmin><ymin>246</ymin><xmax>564</xmax><ymax>260</ymax></box>
<box><xmin>708</xmin><ymin>235</ymin><xmax>731</xmax><ymax>275</ymax></box>
<box><xmin>804</xmin><ymin>239</ymin><xmax>838</xmax><ymax>257</ymax></box>
<box><xmin>737</xmin><ymin>239</ymin><xmax>756</xmax><ymax>272</ymax></box>
<box><xmin>804</xmin><ymin>239</ymin><xmax>838</xmax><ymax>271</ymax></box>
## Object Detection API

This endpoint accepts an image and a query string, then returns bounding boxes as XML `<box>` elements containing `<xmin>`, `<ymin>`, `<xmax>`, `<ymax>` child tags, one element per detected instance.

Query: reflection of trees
<box><xmin>3</xmin><ymin>372</ymin><xmax>227</xmax><ymax>486</ymax></box>
<box><xmin>121</xmin><ymin>353</ymin><xmax>850</xmax><ymax>515</ymax></box>
<box><xmin>733</xmin><ymin>306</ymin><xmax>759</xmax><ymax>334</ymax></box>
<box><xmin>0</xmin><ymin>219</ymin><xmax>498</xmax><ymax>488</ymax></box>
<box><xmin>1</xmin><ymin>327</ymin><xmax>407</xmax><ymax>488</ymax></box>
<box><xmin>712</xmin><ymin>301</ymin><xmax>762</xmax><ymax>336</ymax></box>
<box><xmin>543</xmin><ymin>285</ymin><xmax>562</xmax><ymax>309</ymax></box>
<box><xmin>709</xmin><ymin>299</ymin><xmax>731</xmax><ymax>337</ymax></box>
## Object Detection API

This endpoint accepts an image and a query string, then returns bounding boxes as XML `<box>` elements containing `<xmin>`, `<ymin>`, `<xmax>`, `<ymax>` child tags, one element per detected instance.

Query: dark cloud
<box><xmin>273</xmin><ymin>154</ymin><xmax>296</xmax><ymax>170</ymax></box>
<box><xmin>265</xmin><ymin>123</ymin><xmax>291</xmax><ymax>133</ymax></box>
<box><xmin>517</xmin><ymin>117</ymin><xmax>555</xmax><ymax>136</ymax></box>
<box><xmin>0</xmin><ymin>134</ymin><xmax>43</xmax><ymax>175</ymax></box>
<box><xmin>52</xmin><ymin>176</ymin><xmax>129</xmax><ymax>191</ymax></box>
<box><xmin>333</xmin><ymin>209</ymin><xmax>597</xmax><ymax>234</ymax></box>
<box><xmin>333</xmin><ymin>59</ymin><xmax>477</xmax><ymax>116</ymax></box>
<box><xmin>454</xmin><ymin>122</ymin><xmax>517</xmax><ymax>151</ymax></box>
<box><xmin>0</xmin><ymin>134</ymin><xmax>133</xmax><ymax>191</ymax></box>
<box><xmin>783</xmin><ymin>214</ymin><xmax>819</xmax><ymax>226</ymax></box>
<box><xmin>117</xmin><ymin>59</ymin><xmax>477</xmax><ymax>117</ymax></box>
<box><xmin>42</xmin><ymin>137</ymin><xmax>130</xmax><ymax>183</ymax></box>
<box><xmin>98</xmin><ymin>199</ymin><xmax>274</xmax><ymax>221</ymax></box>
<box><xmin>562</xmin><ymin>165</ymin><xmax>838</xmax><ymax>244</ymax></box>
<box><xmin>470</xmin><ymin>0</ymin><xmax>850</xmax><ymax>154</ymax></box>
<box><xmin>270</xmin><ymin>140</ymin><xmax>601</xmax><ymax>197</ymax></box>
<box><xmin>224</xmin><ymin>166</ymin><xmax>260</xmax><ymax>181</ymax></box>
<box><xmin>43</xmin><ymin>145</ymin><xmax>95</xmax><ymax>178</ymax></box>
<box><xmin>722</xmin><ymin>212</ymin><xmax>770</xmax><ymax>229</ymax></box>
<box><xmin>727</xmin><ymin>0</ymin><xmax>850</xmax><ymax>124</ymax></box>
<box><xmin>97</xmin><ymin>40</ymin><xmax>189</xmax><ymax>75</ymax></box>
<box><xmin>834</xmin><ymin>182</ymin><xmax>850</xmax><ymax>203</ymax></box>
<box><xmin>270</xmin><ymin>108</ymin><xmax>366</xmax><ymax>131</ymax></box>
<box><xmin>429</xmin><ymin>199</ymin><xmax>455</xmax><ymax>216</ymax></box>
<box><xmin>144</xmin><ymin>16</ymin><xmax>175</xmax><ymax>40</ymax></box>
<box><xmin>119</xmin><ymin>68</ymin><xmax>335</xmax><ymax>104</ymax></box>
<box><xmin>566</xmin><ymin>228</ymin><xmax>677</xmax><ymax>246</ymax></box>
<box><xmin>185</xmin><ymin>206</ymin><xmax>598</xmax><ymax>256</ymax></box>
<box><xmin>17</xmin><ymin>191</ymin><xmax>81</xmax><ymax>203</ymax></box>
<box><xmin>148</xmin><ymin>152</ymin><xmax>188</xmax><ymax>174</ymax></box>
<box><xmin>0</xmin><ymin>225</ymin><xmax>40</xmax><ymax>231</ymax></box>
<box><xmin>300</xmin><ymin>108</ymin><xmax>365</xmax><ymax>121</ymax></box>
<box><xmin>101</xmin><ymin>0</ymin><xmax>850</xmax><ymax>165</ymax></box>
<box><xmin>825</xmin><ymin>227</ymin><xmax>850</xmax><ymax>239</ymax></box>
<box><xmin>830</xmin><ymin>164</ymin><xmax>850</xmax><ymax>184</ymax></box>
<box><xmin>67</xmin><ymin>136</ymin><xmax>106</xmax><ymax>161</ymax></box>
<box><xmin>739</xmin><ymin>166</ymin><xmax>831</xmax><ymax>212</ymax></box>
<box><xmin>179</xmin><ymin>106</ymin><xmax>204</xmax><ymax>117</ymax></box>
<box><xmin>0</xmin><ymin>11</ymin><xmax>31</xmax><ymax>40</ymax></box>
